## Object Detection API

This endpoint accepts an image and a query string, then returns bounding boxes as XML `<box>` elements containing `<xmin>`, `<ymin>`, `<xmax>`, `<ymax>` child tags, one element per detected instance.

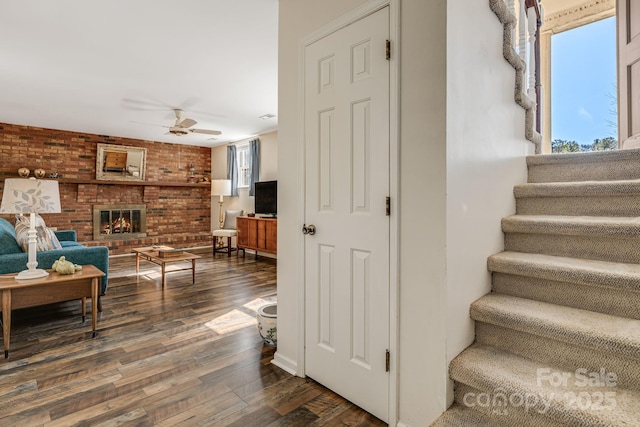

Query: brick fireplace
<box><xmin>0</xmin><ymin>123</ymin><xmax>213</xmax><ymax>255</ymax></box>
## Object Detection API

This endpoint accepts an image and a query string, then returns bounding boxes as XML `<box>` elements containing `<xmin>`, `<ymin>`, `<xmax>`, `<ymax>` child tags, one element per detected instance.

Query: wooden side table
<box><xmin>0</xmin><ymin>265</ymin><xmax>104</xmax><ymax>359</ymax></box>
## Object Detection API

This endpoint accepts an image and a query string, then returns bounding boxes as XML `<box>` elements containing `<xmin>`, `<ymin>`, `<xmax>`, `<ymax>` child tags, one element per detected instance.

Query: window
<box><xmin>236</xmin><ymin>143</ymin><xmax>250</xmax><ymax>188</ymax></box>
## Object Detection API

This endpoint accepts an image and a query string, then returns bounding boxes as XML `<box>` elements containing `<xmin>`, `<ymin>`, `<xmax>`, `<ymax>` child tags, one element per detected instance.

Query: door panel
<box><xmin>619</xmin><ymin>0</ymin><xmax>640</xmax><ymax>146</ymax></box>
<box><xmin>304</xmin><ymin>6</ymin><xmax>390</xmax><ymax>422</ymax></box>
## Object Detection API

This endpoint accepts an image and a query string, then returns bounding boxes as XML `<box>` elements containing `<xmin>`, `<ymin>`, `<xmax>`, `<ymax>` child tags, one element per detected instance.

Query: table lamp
<box><xmin>211</xmin><ymin>179</ymin><xmax>232</xmax><ymax>229</ymax></box>
<box><xmin>0</xmin><ymin>178</ymin><xmax>62</xmax><ymax>279</ymax></box>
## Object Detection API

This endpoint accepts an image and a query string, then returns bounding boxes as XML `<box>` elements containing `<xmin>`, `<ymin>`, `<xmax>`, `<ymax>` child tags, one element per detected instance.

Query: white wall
<box><xmin>278</xmin><ymin>0</ymin><xmax>532</xmax><ymax>425</ymax></box>
<box><xmin>397</xmin><ymin>0</ymin><xmax>448</xmax><ymax>424</ymax></box>
<box><xmin>443</xmin><ymin>1</ymin><xmax>534</xmax><ymax>417</ymax></box>
<box><xmin>210</xmin><ymin>130</ymin><xmax>278</xmax><ymax>230</ymax></box>
<box><xmin>445</xmin><ymin>0</ymin><xmax>532</xmax><ymax>370</ymax></box>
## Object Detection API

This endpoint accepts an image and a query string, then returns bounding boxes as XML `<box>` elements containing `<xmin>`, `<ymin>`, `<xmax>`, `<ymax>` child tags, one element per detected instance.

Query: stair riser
<box><xmin>528</xmin><ymin>159</ymin><xmax>640</xmax><ymax>183</ymax></box>
<box><xmin>488</xmin><ymin>257</ymin><xmax>640</xmax><ymax>293</ymax></box>
<box><xmin>471</xmin><ymin>302</ymin><xmax>640</xmax><ymax>362</ymax></box>
<box><xmin>450</xmin><ymin>353</ymin><xmax>639</xmax><ymax>426</ymax></box>
<box><xmin>504</xmin><ymin>233</ymin><xmax>640</xmax><ymax>264</ymax></box>
<box><xmin>516</xmin><ymin>196</ymin><xmax>640</xmax><ymax>216</ymax></box>
<box><xmin>475</xmin><ymin>323</ymin><xmax>640</xmax><ymax>390</ymax></box>
<box><xmin>492</xmin><ymin>273</ymin><xmax>640</xmax><ymax>320</ymax></box>
<box><xmin>428</xmin><ymin>404</ymin><xmax>515</xmax><ymax>427</ymax></box>
<box><xmin>453</xmin><ymin>383</ymin><xmax>569</xmax><ymax>427</ymax></box>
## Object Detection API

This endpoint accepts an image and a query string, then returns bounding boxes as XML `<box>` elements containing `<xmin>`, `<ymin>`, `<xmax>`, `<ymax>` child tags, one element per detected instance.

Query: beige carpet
<box><xmin>431</xmin><ymin>149</ymin><xmax>640</xmax><ymax>426</ymax></box>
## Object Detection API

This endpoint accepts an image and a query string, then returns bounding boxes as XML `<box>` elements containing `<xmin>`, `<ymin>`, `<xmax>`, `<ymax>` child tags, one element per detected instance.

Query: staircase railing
<box><xmin>490</xmin><ymin>0</ymin><xmax>543</xmax><ymax>153</ymax></box>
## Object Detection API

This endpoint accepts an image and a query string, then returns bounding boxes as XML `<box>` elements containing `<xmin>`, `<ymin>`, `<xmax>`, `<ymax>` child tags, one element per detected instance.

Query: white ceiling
<box><xmin>0</xmin><ymin>0</ymin><xmax>278</xmax><ymax>147</ymax></box>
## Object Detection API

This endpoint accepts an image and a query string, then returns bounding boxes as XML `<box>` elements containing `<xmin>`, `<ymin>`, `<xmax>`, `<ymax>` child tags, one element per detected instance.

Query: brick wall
<box><xmin>0</xmin><ymin>123</ymin><xmax>212</xmax><ymax>255</ymax></box>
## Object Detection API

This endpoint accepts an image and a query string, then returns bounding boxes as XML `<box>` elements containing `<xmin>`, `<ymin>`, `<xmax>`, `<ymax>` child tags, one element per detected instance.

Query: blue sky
<box><xmin>551</xmin><ymin>16</ymin><xmax>617</xmax><ymax>145</ymax></box>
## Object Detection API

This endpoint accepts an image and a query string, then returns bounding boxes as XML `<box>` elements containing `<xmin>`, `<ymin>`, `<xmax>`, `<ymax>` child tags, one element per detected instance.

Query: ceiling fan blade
<box><xmin>178</xmin><ymin>118</ymin><xmax>197</xmax><ymax>128</ymax></box>
<box><xmin>190</xmin><ymin>128</ymin><xmax>222</xmax><ymax>135</ymax></box>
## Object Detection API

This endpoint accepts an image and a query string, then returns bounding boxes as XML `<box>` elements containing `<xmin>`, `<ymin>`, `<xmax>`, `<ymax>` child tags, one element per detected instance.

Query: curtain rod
<box><xmin>227</xmin><ymin>136</ymin><xmax>260</xmax><ymax>146</ymax></box>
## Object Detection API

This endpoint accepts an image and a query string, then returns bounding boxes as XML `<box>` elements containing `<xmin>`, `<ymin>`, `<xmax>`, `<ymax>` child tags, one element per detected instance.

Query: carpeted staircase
<box><xmin>432</xmin><ymin>149</ymin><xmax>640</xmax><ymax>426</ymax></box>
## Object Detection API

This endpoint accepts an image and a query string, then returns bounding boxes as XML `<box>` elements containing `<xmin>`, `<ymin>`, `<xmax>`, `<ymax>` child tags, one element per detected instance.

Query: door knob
<box><xmin>302</xmin><ymin>224</ymin><xmax>317</xmax><ymax>235</ymax></box>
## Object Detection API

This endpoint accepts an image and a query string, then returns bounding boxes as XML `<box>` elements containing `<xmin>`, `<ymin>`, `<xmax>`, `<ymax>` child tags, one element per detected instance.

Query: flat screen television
<box><xmin>254</xmin><ymin>180</ymin><xmax>277</xmax><ymax>217</ymax></box>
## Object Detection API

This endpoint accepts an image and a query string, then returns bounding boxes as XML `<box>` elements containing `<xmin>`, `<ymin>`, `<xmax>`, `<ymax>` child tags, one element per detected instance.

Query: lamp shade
<box><xmin>211</xmin><ymin>179</ymin><xmax>231</xmax><ymax>197</ymax></box>
<box><xmin>0</xmin><ymin>178</ymin><xmax>61</xmax><ymax>214</ymax></box>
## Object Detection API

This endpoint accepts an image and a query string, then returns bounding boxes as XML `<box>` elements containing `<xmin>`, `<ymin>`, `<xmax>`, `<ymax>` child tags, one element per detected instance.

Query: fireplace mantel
<box><xmin>0</xmin><ymin>174</ymin><xmax>210</xmax><ymax>187</ymax></box>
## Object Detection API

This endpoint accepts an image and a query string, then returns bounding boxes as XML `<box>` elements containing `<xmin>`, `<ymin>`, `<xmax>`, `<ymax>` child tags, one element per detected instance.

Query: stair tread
<box><xmin>472</xmin><ymin>294</ymin><xmax>640</xmax><ymax>359</ymax></box>
<box><xmin>488</xmin><ymin>251</ymin><xmax>640</xmax><ymax>291</ymax></box>
<box><xmin>514</xmin><ymin>179</ymin><xmax>640</xmax><ymax>198</ymax></box>
<box><xmin>527</xmin><ymin>148</ymin><xmax>640</xmax><ymax>166</ymax></box>
<box><xmin>502</xmin><ymin>215</ymin><xmax>640</xmax><ymax>236</ymax></box>
<box><xmin>430</xmin><ymin>404</ymin><xmax>512</xmax><ymax>427</ymax></box>
<box><xmin>451</xmin><ymin>345</ymin><xmax>640</xmax><ymax>426</ymax></box>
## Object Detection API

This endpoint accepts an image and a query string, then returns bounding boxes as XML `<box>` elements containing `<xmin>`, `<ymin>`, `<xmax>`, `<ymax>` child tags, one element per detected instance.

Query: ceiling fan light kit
<box><xmin>164</xmin><ymin>109</ymin><xmax>221</xmax><ymax>137</ymax></box>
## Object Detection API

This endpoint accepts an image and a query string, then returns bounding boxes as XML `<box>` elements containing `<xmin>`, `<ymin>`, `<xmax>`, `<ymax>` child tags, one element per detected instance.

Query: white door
<box><xmin>618</xmin><ymin>0</ymin><xmax>640</xmax><ymax>147</ymax></box>
<box><xmin>304</xmin><ymin>7</ymin><xmax>390</xmax><ymax>422</ymax></box>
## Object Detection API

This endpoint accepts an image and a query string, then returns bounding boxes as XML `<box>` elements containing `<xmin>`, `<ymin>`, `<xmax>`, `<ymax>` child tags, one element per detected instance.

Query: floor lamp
<box><xmin>211</xmin><ymin>179</ymin><xmax>232</xmax><ymax>230</ymax></box>
<box><xmin>0</xmin><ymin>178</ymin><xmax>61</xmax><ymax>279</ymax></box>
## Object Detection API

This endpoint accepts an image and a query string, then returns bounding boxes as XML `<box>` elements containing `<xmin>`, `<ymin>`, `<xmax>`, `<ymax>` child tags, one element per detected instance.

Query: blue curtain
<box><xmin>249</xmin><ymin>139</ymin><xmax>260</xmax><ymax>196</ymax></box>
<box><xmin>227</xmin><ymin>145</ymin><xmax>238</xmax><ymax>196</ymax></box>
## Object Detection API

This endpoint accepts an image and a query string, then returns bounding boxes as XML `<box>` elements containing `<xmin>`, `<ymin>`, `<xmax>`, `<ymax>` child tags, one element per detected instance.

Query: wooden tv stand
<box><xmin>236</xmin><ymin>216</ymin><xmax>277</xmax><ymax>257</ymax></box>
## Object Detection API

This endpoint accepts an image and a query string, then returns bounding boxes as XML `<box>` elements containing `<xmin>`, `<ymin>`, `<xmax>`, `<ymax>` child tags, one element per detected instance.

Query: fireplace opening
<box><xmin>93</xmin><ymin>204</ymin><xmax>147</xmax><ymax>240</ymax></box>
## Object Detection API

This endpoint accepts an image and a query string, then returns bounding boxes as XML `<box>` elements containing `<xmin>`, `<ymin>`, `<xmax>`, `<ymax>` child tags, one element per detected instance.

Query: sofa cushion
<box><xmin>0</xmin><ymin>218</ymin><xmax>22</xmax><ymax>255</ymax></box>
<box><xmin>59</xmin><ymin>240</ymin><xmax>83</xmax><ymax>248</ymax></box>
<box><xmin>14</xmin><ymin>214</ymin><xmax>62</xmax><ymax>252</ymax></box>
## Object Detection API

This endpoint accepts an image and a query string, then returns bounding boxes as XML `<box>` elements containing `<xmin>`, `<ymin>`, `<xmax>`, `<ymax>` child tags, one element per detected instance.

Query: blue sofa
<box><xmin>0</xmin><ymin>217</ymin><xmax>109</xmax><ymax>308</ymax></box>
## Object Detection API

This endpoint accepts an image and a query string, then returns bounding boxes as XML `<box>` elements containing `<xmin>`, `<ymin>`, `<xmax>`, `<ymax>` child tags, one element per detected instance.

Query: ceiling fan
<box><xmin>167</xmin><ymin>109</ymin><xmax>221</xmax><ymax>136</ymax></box>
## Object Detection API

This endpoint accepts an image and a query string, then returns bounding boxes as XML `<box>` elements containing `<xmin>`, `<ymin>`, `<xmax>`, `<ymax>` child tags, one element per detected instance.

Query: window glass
<box><xmin>237</xmin><ymin>144</ymin><xmax>250</xmax><ymax>188</ymax></box>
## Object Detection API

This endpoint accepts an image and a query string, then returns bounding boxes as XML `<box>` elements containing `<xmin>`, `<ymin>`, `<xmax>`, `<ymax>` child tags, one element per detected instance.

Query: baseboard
<box><xmin>271</xmin><ymin>351</ymin><xmax>298</xmax><ymax>376</ymax></box>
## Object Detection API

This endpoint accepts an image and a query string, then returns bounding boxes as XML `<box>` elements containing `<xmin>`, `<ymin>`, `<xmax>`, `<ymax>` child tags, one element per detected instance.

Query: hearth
<box><xmin>93</xmin><ymin>204</ymin><xmax>147</xmax><ymax>240</ymax></box>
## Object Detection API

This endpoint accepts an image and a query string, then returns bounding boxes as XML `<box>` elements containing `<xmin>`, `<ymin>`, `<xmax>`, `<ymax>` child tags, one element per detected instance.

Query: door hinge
<box><xmin>386</xmin><ymin>196</ymin><xmax>391</xmax><ymax>216</ymax></box>
<box><xmin>385</xmin><ymin>349</ymin><xmax>390</xmax><ymax>372</ymax></box>
<box><xmin>386</xmin><ymin>40</ymin><xmax>391</xmax><ymax>60</ymax></box>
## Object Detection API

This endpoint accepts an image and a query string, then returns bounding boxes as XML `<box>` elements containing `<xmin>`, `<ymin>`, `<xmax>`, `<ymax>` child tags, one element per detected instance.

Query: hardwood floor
<box><xmin>0</xmin><ymin>249</ymin><xmax>386</xmax><ymax>427</ymax></box>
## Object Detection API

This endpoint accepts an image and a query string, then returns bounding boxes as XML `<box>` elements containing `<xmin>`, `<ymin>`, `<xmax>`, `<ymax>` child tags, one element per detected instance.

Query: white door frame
<box><xmin>296</xmin><ymin>0</ymin><xmax>400</xmax><ymax>424</ymax></box>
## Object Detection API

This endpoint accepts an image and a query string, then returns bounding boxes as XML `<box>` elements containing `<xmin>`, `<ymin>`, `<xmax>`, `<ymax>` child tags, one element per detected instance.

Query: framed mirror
<box><xmin>96</xmin><ymin>143</ymin><xmax>147</xmax><ymax>182</ymax></box>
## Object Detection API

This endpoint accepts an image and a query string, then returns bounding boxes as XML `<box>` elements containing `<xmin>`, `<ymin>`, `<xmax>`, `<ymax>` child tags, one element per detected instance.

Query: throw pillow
<box><xmin>14</xmin><ymin>214</ymin><xmax>63</xmax><ymax>252</ymax></box>
<box><xmin>222</xmin><ymin>210</ymin><xmax>243</xmax><ymax>229</ymax></box>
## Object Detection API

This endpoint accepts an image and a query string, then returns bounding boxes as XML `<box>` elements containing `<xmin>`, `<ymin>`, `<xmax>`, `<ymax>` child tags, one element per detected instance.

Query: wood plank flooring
<box><xmin>0</xmin><ymin>249</ymin><xmax>386</xmax><ymax>426</ymax></box>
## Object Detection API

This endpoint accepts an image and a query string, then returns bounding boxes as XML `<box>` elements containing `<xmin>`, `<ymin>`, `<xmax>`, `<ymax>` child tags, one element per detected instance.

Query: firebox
<box><xmin>93</xmin><ymin>204</ymin><xmax>147</xmax><ymax>240</ymax></box>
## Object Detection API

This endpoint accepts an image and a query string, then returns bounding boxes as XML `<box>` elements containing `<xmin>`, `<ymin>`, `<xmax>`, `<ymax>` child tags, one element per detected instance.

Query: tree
<box><xmin>552</xmin><ymin>139</ymin><xmax>580</xmax><ymax>153</ymax></box>
<box><xmin>591</xmin><ymin>137</ymin><xmax>618</xmax><ymax>151</ymax></box>
<box><xmin>552</xmin><ymin>137</ymin><xmax>618</xmax><ymax>153</ymax></box>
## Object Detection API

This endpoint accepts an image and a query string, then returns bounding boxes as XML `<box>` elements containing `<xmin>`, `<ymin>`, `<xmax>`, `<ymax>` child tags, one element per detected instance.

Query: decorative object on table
<box><xmin>257</xmin><ymin>303</ymin><xmax>277</xmax><ymax>346</ymax></box>
<box><xmin>34</xmin><ymin>168</ymin><xmax>46</xmax><ymax>179</ymax></box>
<box><xmin>158</xmin><ymin>248</ymin><xmax>185</xmax><ymax>258</ymax></box>
<box><xmin>51</xmin><ymin>256</ymin><xmax>82</xmax><ymax>274</ymax></box>
<box><xmin>47</xmin><ymin>172</ymin><xmax>61</xmax><ymax>178</ymax></box>
<box><xmin>0</xmin><ymin>178</ymin><xmax>61</xmax><ymax>279</ymax></box>
<box><xmin>211</xmin><ymin>179</ymin><xmax>232</xmax><ymax>230</ymax></box>
<box><xmin>247</xmin><ymin>212</ymin><xmax>255</xmax><ymax>217</ymax></box>
<box><xmin>17</xmin><ymin>168</ymin><xmax>30</xmax><ymax>178</ymax></box>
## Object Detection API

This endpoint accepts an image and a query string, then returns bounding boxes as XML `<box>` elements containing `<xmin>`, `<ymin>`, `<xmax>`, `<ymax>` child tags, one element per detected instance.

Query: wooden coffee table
<box><xmin>0</xmin><ymin>265</ymin><xmax>104</xmax><ymax>358</ymax></box>
<box><xmin>132</xmin><ymin>246</ymin><xmax>201</xmax><ymax>287</ymax></box>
